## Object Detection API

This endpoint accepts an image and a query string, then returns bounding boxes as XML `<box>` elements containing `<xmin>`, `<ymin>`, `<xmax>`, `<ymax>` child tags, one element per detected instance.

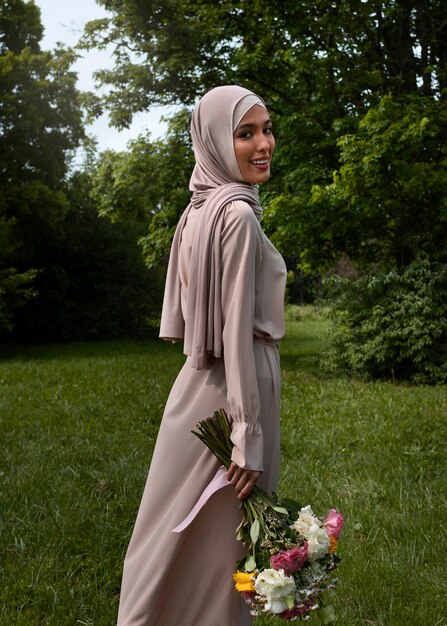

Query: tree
<box><xmin>0</xmin><ymin>0</ymin><xmax>85</xmax><ymax>334</ymax></box>
<box><xmin>0</xmin><ymin>1</ymin><xmax>84</xmax><ymax>185</ymax></box>
<box><xmin>91</xmin><ymin>110</ymin><xmax>194</xmax><ymax>267</ymax></box>
<box><xmin>11</xmin><ymin>171</ymin><xmax>164</xmax><ymax>341</ymax></box>
<box><xmin>310</xmin><ymin>95</ymin><xmax>447</xmax><ymax>270</ymax></box>
<box><xmin>80</xmin><ymin>1</ymin><xmax>447</xmax><ymax>381</ymax></box>
<box><xmin>82</xmin><ymin>1</ymin><xmax>447</xmax><ymax>122</ymax></box>
<box><xmin>82</xmin><ymin>0</ymin><xmax>447</xmax><ymax>271</ymax></box>
<box><xmin>322</xmin><ymin>256</ymin><xmax>447</xmax><ymax>383</ymax></box>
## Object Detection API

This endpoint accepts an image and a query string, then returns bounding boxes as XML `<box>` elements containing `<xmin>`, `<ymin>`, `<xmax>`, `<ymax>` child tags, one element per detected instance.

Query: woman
<box><xmin>117</xmin><ymin>85</ymin><xmax>287</xmax><ymax>626</ymax></box>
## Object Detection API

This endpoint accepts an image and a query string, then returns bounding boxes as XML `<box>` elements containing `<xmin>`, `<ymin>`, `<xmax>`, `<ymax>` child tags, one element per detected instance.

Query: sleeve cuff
<box><xmin>230</xmin><ymin>420</ymin><xmax>264</xmax><ymax>472</ymax></box>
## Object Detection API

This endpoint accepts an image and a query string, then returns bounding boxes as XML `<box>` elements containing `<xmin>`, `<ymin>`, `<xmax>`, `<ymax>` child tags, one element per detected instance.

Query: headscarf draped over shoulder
<box><xmin>159</xmin><ymin>85</ymin><xmax>266</xmax><ymax>369</ymax></box>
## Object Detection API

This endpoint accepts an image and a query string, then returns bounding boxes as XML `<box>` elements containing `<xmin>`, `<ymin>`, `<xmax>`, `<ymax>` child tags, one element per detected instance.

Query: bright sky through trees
<box><xmin>34</xmin><ymin>0</ymin><xmax>169</xmax><ymax>151</ymax></box>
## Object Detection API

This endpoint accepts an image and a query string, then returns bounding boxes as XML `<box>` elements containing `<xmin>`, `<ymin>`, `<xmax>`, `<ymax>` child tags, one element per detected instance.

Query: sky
<box><xmin>34</xmin><ymin>0</ymin><xmax>171</xmax><ymax>152</ymax></box>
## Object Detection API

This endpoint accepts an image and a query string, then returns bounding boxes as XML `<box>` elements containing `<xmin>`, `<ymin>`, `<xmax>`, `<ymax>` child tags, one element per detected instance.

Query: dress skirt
<box><xmin>117</xmin><ymin>342</ymin><xmax>281</xmax><ymax>626</ymax></box>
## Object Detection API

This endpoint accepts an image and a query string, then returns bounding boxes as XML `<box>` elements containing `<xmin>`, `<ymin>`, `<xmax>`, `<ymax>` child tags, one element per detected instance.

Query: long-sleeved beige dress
<box><xmin>117</xmin><ymin>200</ymin><xmax>287</xmax><ymax>626</ymax></box>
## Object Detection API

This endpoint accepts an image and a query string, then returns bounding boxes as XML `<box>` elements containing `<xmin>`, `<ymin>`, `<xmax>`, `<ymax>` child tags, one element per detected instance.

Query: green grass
<box><xmin>1</xmin><ymin>309</ymin><xmax>446</xmax><ymax>625</ymax></box>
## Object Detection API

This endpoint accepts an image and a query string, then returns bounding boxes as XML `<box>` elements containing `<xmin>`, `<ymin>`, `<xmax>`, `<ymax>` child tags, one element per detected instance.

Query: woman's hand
<box><xmin>226</xmin><ymin>462</ymin><xmax>261</xmax><ymax>500</ymax></box>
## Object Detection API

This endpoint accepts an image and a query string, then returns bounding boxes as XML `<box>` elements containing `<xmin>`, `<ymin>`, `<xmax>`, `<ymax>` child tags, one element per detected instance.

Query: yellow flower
<box><xmin>328</xmin><ymin>536</ymin><xmax>338</xmax><ymax>553</ymax></box>
<box><xmin>233</xmin><ymin>571</ymin><xmax>255</xmax><ymax>593</ymax></box>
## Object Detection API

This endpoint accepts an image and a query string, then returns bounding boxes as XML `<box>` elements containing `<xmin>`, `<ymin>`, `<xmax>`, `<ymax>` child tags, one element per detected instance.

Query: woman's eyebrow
<box><xmin>236</xmin><ymin>118</ymin><xmax>272</xmax><ymax>130</ymax></box>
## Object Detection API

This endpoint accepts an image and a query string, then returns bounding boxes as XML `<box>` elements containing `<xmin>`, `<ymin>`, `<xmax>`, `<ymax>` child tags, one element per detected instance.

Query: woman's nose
<box><xmin>256</xmin><ymin>133</ymin><xmax>270</xmax><ymax>152</ymax></box>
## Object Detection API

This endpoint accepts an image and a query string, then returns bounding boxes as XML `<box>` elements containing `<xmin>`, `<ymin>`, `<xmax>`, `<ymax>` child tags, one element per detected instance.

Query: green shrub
<box><xmin>322</xmin><ymin>256</ymin><xmax>447</xmax><ymax>383</ymax></box>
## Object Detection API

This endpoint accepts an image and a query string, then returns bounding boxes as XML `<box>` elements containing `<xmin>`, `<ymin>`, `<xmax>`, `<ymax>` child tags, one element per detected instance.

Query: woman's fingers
<box><xmin>226</xmin><ymin>463</ymin><xmax>260</xmax><ymax>500</ymax></box>
<box><xmin>226</xmin><ymin>462</ymin><xmax>238</xmax><ymax>482</ymax></box>
<box><xmin>235</xmin><ymin>474</ymin><xmax>258</xmax><ymax>500</ymax></box>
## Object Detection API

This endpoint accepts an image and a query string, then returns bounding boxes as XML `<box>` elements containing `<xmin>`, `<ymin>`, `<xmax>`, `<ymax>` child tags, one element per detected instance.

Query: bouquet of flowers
<box><xmin>193</xmin><ymin>409</ymin><xmax>344</xmax><ymax>623</ymax></box>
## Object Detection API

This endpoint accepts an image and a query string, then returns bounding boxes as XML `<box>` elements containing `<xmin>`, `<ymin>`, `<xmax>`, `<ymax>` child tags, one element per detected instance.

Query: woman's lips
<box><xmin>250</xmin><ymin>159</ymin><xmax>270</xmax><ymax>170</ymax></box>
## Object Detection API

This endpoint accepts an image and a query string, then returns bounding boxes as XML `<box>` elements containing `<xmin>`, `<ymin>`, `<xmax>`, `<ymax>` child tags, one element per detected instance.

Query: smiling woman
<box><xmin>116</xmin><ymin>85</ymin><xmax>287</xmax><ymax>626</ymax></box>
<box><xmin>233</xmin><ymin>105</ymin><xmax>275</xmax><ymax>185</ymax></box>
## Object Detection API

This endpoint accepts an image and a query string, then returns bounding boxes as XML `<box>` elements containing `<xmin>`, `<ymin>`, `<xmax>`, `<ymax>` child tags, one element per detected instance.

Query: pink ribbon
<box><xmin>171</xmin><ymin>465</ymin><xmax>230</xmax><ymax>533</ymax></box>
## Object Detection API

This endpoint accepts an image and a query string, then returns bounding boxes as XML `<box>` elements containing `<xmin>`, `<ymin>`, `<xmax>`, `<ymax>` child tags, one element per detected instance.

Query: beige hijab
<box><xmin>159</xmin><ymin>85</ymin><xmax>267</xmax><ymax>369</ymax></box>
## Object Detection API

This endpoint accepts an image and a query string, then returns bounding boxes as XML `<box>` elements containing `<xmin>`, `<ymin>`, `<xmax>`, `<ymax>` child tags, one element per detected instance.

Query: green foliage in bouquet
<box><xmin>193</xmin><ymin>409</ymin><xmax>296</xmax><ymax>567</ymax></box>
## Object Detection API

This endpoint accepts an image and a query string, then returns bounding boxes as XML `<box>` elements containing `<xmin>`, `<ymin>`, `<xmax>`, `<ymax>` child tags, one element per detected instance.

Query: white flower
<box><xmin>307</xmin><ymin>526</ymin><xmax>330</xmax><ymax>561</ymax></box>
<box><xmin>291</xmin><ymin>505</ymin><xmax>329</xmax><ymax>561</ymax></box>
<box><xmin>254</xmin><ymin>568</ymin><xmax>296</xmax><ymax>614</ymax></box>
<box><xmin>291</xmin><ymin>505</ymin><xmax>322</xmax><ymax>536</ymax></box>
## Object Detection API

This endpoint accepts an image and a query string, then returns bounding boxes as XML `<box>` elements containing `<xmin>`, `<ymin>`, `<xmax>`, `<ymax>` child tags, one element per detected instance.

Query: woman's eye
<box><xmin>236</xmin><ymin>127</ymin><xmax>273</xmax><ymax>139</ymax></box>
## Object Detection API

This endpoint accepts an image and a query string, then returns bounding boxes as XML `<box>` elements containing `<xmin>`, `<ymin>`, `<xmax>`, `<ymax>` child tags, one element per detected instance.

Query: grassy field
<box><xmin>1</xmin><ymin>306</ymin><xmax>446</xmax><ymax>625</ymax></box>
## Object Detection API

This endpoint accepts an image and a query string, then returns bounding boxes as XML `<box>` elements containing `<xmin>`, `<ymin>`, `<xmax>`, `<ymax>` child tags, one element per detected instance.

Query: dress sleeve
<box><xmin>220</xmin><ymin>201</ymin><xmax>264</xmax><ymax>471</ymax></box>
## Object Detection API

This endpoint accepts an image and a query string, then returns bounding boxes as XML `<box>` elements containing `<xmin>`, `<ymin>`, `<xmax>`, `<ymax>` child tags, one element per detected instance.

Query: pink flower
<box><xmin>270</xmin><ymin>542</ymin><xmax>309</xmax><ymax>575</ymax></box>
<box><xmin>240</xmin><ymin>591</ymin><xmax>256</xmax><ymax>604</ymax></box>
<box><xmin>324</xmin><ymin>509</ymin><xmax>344</xmax><ymax>540</ymax></box>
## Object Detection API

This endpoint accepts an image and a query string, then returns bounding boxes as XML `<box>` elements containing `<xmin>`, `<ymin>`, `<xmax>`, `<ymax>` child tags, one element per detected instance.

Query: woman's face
<box><xmin>233</xmin><ymin>105</ymin><xmax>275</xmax><ymax>185</ymax></box>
